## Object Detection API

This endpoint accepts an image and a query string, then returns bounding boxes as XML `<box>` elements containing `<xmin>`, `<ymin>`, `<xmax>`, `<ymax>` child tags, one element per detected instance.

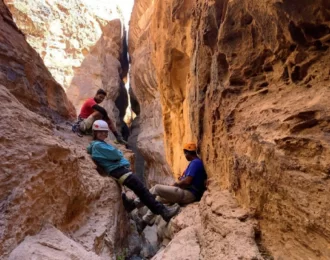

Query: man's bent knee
<box><xmin>153</xmin><ymin>184</ymin><xmax>169</xmax><ymax>195</ymax></box>
<box><xmin>79</xmin><ymin>116</ymin><xmax>95</xmax><ymax>132</ymax></box>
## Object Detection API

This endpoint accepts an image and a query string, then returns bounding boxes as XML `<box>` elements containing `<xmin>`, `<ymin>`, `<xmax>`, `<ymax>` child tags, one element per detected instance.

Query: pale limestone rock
<box><xmin>151</xmin><ymin>226</ymin><xmax>200</xmax><ymax>260</ymax></box>
<box><xmin>8</xmin><ymin>225</ymin><xmax>102</xmax><ymax>260</ymax></box>
<box><xmin>152</xmin><ymin>183</ymin><xmax>261</xmax><ymax>260</ymax></box>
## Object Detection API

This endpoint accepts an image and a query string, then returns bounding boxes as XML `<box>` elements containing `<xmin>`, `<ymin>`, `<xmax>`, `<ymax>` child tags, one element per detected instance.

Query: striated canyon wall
<box><xmin>131</xmin><ymin>0</ymin><xmax>330</xmax><ymax>259</ymax></box>
<box><xmin>129</xmin><ymin>0</ymin><xmax>174</xmax><ymax>186</ymax></box>
<box><xmin>0</xmin><ymin>1</ymin><xmax>131</xmax><ymax>258</ymax></box>
<box><xmin>5</xmin><ymin>0</ymin><xmax>129</xmax><ymax>127</ymax></box>
<box><xmin>0</xmin><ymin>1</ymin><xmax>75</xmax><ymax>120</ymax></box>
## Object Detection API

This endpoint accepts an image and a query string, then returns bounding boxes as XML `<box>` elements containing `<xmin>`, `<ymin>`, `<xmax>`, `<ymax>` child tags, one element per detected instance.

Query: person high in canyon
<box><xmin>87</xmin><ymin>120</ymin><xmax>180</xmax><ymax>225</ymax></box>
<box><xmin>123</xmin><ymin>142</ymin><xmax>208</xmax><ymax>233</ymax></box>
<box><xmin>72</xmin><ymin>88</ymin><xmax>126</xmax><ymax>144</ymax></box>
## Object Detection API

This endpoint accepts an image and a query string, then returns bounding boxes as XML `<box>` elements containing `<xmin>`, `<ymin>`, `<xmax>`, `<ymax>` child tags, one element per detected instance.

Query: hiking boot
<box><xmin>160</xmin><ymin>203</ymin><xmax>180</xmax><ymax>222</ymax></box>
<box><xmin>121</xmin><ymin>193</ymin><xmax>136</xmax><ymax>213</ymax></box>
<box><xmin>72</xmin><ymin>123</ymin><xmax>83</xmax><ymax>137</ymax></box>
<box><xmin>135</xmin><ymin>217</ymin><xmax>148</xmax><ymax>234</ymax></box>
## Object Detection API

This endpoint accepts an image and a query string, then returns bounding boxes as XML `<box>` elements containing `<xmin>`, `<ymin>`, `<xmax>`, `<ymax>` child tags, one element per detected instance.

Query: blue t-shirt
<box><xmin>183</xmin><ymin>158</ymin><xmax>207</xmax><ymax>200</ymax></box>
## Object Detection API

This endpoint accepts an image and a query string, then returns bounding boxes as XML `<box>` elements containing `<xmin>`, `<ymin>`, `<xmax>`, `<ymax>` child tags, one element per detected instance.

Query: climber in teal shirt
<box><xmin>87</xmin><ymin>140</ymin><xmax>130</xmax><ymax>173</ymax></box>
<box><xmin>87</xmin><ymin>120</ymin><xmax>180</xmax><ymax>226</ymax></box>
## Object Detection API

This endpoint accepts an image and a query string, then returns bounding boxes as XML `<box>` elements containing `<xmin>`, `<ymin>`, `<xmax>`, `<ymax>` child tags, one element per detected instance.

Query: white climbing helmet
<box><xmin>92</xmin><ymin>120</ymin><xmax>109</xmax><ymax>131</ymax></box>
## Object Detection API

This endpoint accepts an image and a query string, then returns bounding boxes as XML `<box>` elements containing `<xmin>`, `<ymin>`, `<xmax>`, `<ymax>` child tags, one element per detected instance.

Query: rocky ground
<box><xmin>150</xmin><ymin>180</ymin><xmax>263</xmax><ymax>260</ymax></box>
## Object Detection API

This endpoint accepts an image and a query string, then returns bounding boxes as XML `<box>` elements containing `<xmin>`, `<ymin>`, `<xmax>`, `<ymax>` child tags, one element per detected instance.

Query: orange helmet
<box><xmin>183</xmin><ymin>142</ymin><xmax>197</xmax><ymax>152</ymax></box>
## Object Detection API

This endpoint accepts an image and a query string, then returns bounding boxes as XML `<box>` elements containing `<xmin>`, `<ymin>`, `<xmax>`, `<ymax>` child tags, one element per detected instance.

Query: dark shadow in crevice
<box><xmin>255</xmin><ymin>230</ymin><xmax>274</xmax><ymax>260</ymax></box>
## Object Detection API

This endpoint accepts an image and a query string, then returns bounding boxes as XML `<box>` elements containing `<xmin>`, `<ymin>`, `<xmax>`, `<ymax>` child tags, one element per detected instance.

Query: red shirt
<box><xmin>79</xmin><ymin>98</ymin><xmax>97</xmax><ymax>119</ymax></box>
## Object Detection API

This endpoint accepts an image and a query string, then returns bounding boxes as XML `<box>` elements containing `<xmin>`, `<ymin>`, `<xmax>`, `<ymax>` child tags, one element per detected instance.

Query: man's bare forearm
<box><xmin>174</xmin><ymin>176</ymin><xmax>193</xmax><ymax>188</ymax></box>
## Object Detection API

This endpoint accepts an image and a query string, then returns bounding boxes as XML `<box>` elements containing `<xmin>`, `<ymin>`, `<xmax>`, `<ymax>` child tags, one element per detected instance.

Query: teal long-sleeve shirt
<box><xmin>87</xmin><ymin>140</ymin><xmax>130</xmax><ymax>173</ymax></box>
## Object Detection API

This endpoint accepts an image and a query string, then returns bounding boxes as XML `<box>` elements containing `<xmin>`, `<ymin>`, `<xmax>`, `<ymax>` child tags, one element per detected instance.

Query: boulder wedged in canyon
<box><xmin>0</xmin><ymin>1</ymin><xmax>131</xmax><ymax>258</ymax></box>
<box><xmin>5</xmin><ymin>0</ymin><xmax>129</xmax><ymax>131</ymax></box>
<box><xmin>128</xmin><ymin>0</ymin><xmax>174</xmax><ymax>186</ymax></box>
<box><xmin>130</xmin><ymin>0</ymin><xmax>330</xmax><ymax>258</ymax></box>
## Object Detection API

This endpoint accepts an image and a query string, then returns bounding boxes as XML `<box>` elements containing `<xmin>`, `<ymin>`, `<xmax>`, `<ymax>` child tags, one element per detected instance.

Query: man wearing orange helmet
<box><xmin>128</xmin><ymin>142</ymin><xmax>207</xmax><ymax>233</ymax></box>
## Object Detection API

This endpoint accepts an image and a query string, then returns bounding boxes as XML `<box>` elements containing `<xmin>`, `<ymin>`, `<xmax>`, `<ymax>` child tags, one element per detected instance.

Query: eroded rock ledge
<box><xmin>152</xmin><ymin>182</ymin><xmax>262</xmax><ymax>260</ymax></box>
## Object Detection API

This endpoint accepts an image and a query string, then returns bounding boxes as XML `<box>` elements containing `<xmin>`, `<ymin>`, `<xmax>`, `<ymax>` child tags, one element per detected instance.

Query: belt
<box><xmin>117</xmin><ymin>172</ymin><xmax>132</xmax><ymax>185</ymax></box>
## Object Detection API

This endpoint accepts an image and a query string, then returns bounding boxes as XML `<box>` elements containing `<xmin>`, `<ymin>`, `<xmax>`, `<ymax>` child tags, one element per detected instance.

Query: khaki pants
<box><xmin>79</xmin><ymin>115</ymin><xmax>95</xmax><ymax>133</ymax></box>
<box><xmin>140</xmin><ymin>184</ymin><xmax>196</xmax><ymax>224</ymax></box>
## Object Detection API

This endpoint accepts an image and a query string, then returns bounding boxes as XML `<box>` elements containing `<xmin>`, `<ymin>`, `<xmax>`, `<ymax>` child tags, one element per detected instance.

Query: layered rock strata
<box><xmin>0</xmin><ymin>1</ymin><xmax>75</xmax><ymax>120</ymax></box>
<box><xmin>0</xmin><ymin>2</ymin><xmax>131</xmax><ymax>258</ymax></box>
<box><xmin>129</xmin><ymin>0</ymin><xmax>174</xmax><ymax>186</ymax></box>
<box><xmin>130</xmin><ymin>0</ymin><xmax>330</xmax><ymax>258</ymax></box>
<box><xmin>5</xmin><ymin>0</ymin><xmax>129</xmax><ymax>129</ymax></box>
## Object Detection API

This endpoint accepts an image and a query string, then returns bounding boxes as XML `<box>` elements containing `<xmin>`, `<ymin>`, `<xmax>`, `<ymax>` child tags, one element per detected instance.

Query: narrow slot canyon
<box><xmin>1</xmin><ymin>0</ymin><xmax>330</xmax><ymax>260</ymax></box>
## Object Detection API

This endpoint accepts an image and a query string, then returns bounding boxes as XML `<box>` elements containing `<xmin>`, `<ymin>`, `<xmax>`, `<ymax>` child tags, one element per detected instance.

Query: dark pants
<box><xmin>110</xmin><ymin>167</ymin><xmax>166</xmax><ymax>215</ymax></box>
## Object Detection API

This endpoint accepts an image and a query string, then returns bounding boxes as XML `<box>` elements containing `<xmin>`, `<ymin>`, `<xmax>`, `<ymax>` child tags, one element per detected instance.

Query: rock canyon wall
<box><xmin>0</xmin><ymin>1</ymin><xmax>131</xmax><ymax>258</ymax></box>
<box><xmin>129</xmin><ymin>0</ymin><xmax>174</xmax><ymax>186</ymax></box>
<box><xmin>5</xmin><ymin>0</ymin><xmax>129</xmax><ymax>128</ymax></box>
<box><xmin>130</xmin><ymin>0</ymin><xmax>330</xmax><ymax>259</ymax></box>
<box><xmin>0</xmin><ymin>1</ymin><xmax>75</xmax><ymax>120</ymax></box>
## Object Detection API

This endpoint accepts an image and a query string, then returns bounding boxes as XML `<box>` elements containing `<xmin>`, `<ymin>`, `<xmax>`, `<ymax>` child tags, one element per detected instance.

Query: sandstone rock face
<box><xmin>129</xmin><ymin>0</ymin><xmax>174</xmax><ymax>186</ymax></box>
<box><xmin>5</xmin><ymin>0</ymin><xmax>129</xmax><ymax>125</ymax></box>
<box><xmin>0</xmin><ymin>0</ymin><xmax>75</xmax><ymax>120</ymax></box>
<box><xmin>0</xmin><ymin>1</ymin><xmax>131</xmax><ymax>258</ymax></box>
<box><xmin>0</xmin><ymin>83</ymin><xmax>130</xmax><ymax>259</ymax></box>
<box><xmin>152</xmin><ymin>183</ymin><xmax>262</xmax><ymax>260</ymax></box>
<box><xmin>131</xmin><ymin>0</ymin><xmax>330</xmax><ymax>258</ymax></box>
<box><xmin>8</xmin><ymin>225</ymin><xmax>102</xmax><ymax>260</ymax></box>
<box><xmin>127</xmin><ymin>116</ymin><xmax>145</xmax><ymax>182</ymax></box>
